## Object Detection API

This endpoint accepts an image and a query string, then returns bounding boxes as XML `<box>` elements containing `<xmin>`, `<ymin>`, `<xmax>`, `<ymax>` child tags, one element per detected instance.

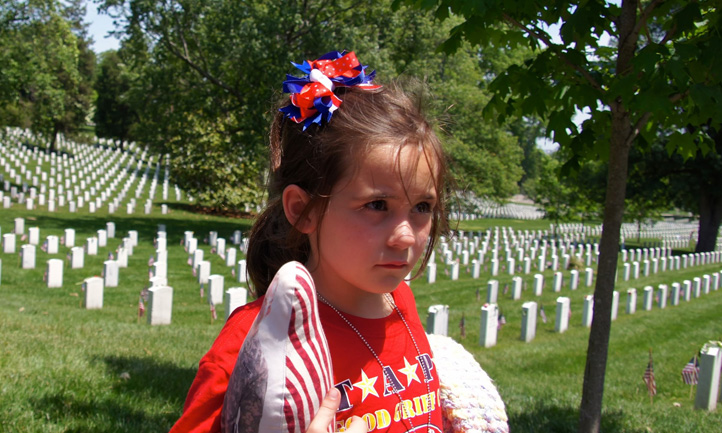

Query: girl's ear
<box><xmin>282</xmin><ymin>185</ymin><xmax>315</xmax><ymax>234</ymax></box>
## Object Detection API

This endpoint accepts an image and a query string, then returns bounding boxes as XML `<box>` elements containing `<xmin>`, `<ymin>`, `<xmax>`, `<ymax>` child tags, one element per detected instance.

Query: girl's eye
<box><xmin>414</xmin><ymin>202</ymin><xmax>432</xmax><ymax>214</ymax></box>
<box><xmin>365</xmin><ymin>200</ymin><xmax>387</xmax><ymax>211</ymax></box>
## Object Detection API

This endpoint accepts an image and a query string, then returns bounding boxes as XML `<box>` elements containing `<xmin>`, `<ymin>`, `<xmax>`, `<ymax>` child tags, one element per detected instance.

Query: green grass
<box><xmin>1</xmin><ymin>203</ymin><xmax>721</xmax><ymax>431</ymax></box>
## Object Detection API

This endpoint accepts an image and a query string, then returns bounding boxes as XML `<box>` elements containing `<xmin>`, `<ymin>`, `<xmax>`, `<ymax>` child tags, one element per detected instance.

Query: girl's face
<box><xmin>307</xmin><ymin>143</ymin><xmax>438</xmax><ymax>317</ymax></box>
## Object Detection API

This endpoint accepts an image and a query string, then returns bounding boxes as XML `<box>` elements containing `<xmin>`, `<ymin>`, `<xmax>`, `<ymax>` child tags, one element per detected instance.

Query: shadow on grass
<box><xmin>509</xmin><ymin>401</ymin><xmax>643</xmax><ymax>433</ymax></box>
<box><xmin>31</xmin><ymin>355</ymin><xmax>197</xmax><ymax>431</ymax></box>
<box><xmin>101</xmin><ymin>355</ymin><xmax>198</xmax><ymax>407</ymax></box>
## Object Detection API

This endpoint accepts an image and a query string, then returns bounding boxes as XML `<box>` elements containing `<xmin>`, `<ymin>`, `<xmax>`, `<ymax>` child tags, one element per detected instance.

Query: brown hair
<box><xmin>247</xmin><ymin>82</ymin><xmax>449</xmax><ymax>296</ymax></box>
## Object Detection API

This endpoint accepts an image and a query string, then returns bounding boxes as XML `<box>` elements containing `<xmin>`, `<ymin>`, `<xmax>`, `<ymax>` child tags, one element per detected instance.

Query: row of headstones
<box><xmin>554</xmin><ymin>220</ymin><xmax>700</xmax><ymax>239</ymax></box>
<box><xmin>426</xmin><ymin>270</ymin><xmax>722</xmax><ymax>344</ymax></box>
<box><xmin>0</xmin><ymin>157</ymin><xmax>179</xmax><ymax>214</ymax></box>
<box><xmin>0</xmin><ymin>134</ymin><xmax>183</xmax><ymax>213</ymax></box>
<box><xmin>426</xmin><ymin>273</ymin><xmax>722</xmax><ymax>410</ymax></box>
<box><xmin>1</xmin><ymin>220</ymin><xmax>124</xmax><ymax>268</ymax></box>
<box><xmin>432</xmin><ymin>226</ymin><xmax>718</xmax><ymax>284</ymax></box>
<box><xmin>451</xmin><ymin>202</ymin><xmax>546</xmax><ymax>221</ymax></box>
<box><xmin>28</xmin><ymin>223</ymin><xmax>250</xmax><ymax>325</ymax></box>
<box><xmin>126</xmin><ymin>227</ymin><xmax>252</xmax><ymax>324</ymax></box>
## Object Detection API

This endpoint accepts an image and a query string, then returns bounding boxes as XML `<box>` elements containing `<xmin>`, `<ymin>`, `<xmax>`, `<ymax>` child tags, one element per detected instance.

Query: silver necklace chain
<box><xmin>317</xmin><ymin>292</ymin><xmax>432</xmax><ymax>432</ymax></box>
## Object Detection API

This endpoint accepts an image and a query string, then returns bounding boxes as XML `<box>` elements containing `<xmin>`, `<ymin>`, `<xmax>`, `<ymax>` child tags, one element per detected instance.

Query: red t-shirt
<box><xmin>170</xmin><ymin>282</ymin><xmax>442</xmax><ymax>433</ymax></box>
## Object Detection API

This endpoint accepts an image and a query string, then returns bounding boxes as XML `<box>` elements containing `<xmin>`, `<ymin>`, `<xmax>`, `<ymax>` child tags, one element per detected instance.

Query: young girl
<box><xmin>170</xmin><ymin>51</ymin><xmax>449</xmax><ymax>433</ymax></box>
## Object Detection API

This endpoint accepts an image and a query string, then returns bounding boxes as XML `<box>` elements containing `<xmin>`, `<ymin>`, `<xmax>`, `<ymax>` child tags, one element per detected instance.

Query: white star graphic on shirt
<box><xmin>399</xmin><ymin>357</ymin><xmax>421</xmax><ymax>386</ymax></box>
<box><xmin>353</xmin><ymin>370</ymin><xmax>379</xmax><ymax>402</ymax></box>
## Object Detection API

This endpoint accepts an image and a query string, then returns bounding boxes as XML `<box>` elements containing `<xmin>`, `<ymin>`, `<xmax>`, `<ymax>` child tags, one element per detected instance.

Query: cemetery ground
<box><xmin>1</xmin><ymin>205</ymin><xmax>721</xmax><ymax>432</ymax></box>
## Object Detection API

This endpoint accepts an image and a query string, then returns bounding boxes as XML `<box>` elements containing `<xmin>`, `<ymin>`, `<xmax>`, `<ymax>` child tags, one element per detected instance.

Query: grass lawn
<box><xmin>1</xmin><ymin>192</ymin><xmax>721</xmax><ymax>433</ymax></box>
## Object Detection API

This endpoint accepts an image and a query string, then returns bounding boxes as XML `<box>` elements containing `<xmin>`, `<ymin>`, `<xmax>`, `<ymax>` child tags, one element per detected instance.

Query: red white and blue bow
<box><xmin>280</xmin><ymin>51</ymin><xmax>381</xmax><ymax>129</ymax></box>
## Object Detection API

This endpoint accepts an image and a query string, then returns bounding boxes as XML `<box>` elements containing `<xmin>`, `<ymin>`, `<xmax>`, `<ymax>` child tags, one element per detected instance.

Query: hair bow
<box><xmin>280</xmin><ymin>51</ymin><xmax>381</xmax><ymax>129</ymax></box>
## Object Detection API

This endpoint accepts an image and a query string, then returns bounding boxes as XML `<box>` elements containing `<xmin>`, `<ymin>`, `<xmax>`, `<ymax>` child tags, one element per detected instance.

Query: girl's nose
<box><xmin>388</xmin><ymin>220</ymin><xmax>416</xmax><ymax>249</ymax></box>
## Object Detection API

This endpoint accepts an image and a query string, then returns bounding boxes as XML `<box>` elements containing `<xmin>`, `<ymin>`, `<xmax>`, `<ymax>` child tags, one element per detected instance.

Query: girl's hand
<box><xmin>307</xmin><ymin>388</ymin><xmax>368</xmax><ymax>433</ymax></box>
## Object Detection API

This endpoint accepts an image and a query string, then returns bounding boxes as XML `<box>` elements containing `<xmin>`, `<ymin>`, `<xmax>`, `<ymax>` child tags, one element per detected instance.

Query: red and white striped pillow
<box><xmin>221</xmin><ymin>261</ymin><xmax>334</xmax><ymax>433</ymax></box>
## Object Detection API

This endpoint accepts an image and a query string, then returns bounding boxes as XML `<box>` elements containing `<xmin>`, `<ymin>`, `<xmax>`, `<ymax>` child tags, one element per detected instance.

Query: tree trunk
<box><xmin>696</xmin><ymin>192</ymin><xmax>722</xmax><ymax>252</ymax></box>
<box><xmin>578</xmin><ymin>2</ymin><xmax>639</xmax><ymax>432</ymax></box>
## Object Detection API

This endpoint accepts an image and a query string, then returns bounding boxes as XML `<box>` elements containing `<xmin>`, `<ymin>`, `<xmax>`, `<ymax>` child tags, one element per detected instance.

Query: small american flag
<box><xmin>681</xmin><ymin>356</ymin><xmax>699</xmax><ymax>385</ymax></box>
<box><xmin>231</xmin><ymin>268</ymin><xmax>236</xmax><ymax>277</ymax></box>
<box><xmin>643</xmin><ymin>351</ymin><xmax>657</xmax><ymax>396</ymax></box>
<box><xmin>460</xmin><ymin>313</ymin><xmax>466</xmax><ymax>338</ymax></box>
<box><xmin>148</xmin><ymin>255</ymin><xmax>155</xmax><ymax>267</ymax></box>
<box><xmin>210</xmin><ymin>303</ymin><xmax>217</xmax><ymax>320</ymax></box>
<box><xmin>108</xmin><ymin>252</ymin><xmax>114</xmax><ymax>260</ymax></box>
<box><xmin>200</xmin><ymin>283</ymin><xmax>204</xmax><ymax>298</ymax></box>
<box><xmin>21</xmin><ymin>234</ymin><xmax>27</xmax><ymax>242</ymax></box>
<box><xmin>497</xmin><ymin>313</ymin><xmax>506</xmax><ymax>330</ymax></box>
<box><xmin>138</xmin><ymin>296</ymin><xmax>146</xmax><ymax>318</ymax></box>
<box><xmin>540</xmin><ymin>305</ymin><xmax>547</xmax><ymax>323</ymax></box>
<box><xmin>60</xmin><ymin>236</ymin><xmax>64</xmax><ymax>245</ymax></box>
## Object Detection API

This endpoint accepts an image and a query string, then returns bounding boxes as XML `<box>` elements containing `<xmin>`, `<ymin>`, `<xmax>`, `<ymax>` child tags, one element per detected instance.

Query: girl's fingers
<box><xmin>306</xmin><ymin>388</ymin><xmax>367</xmax><ymax>433</ymax></box>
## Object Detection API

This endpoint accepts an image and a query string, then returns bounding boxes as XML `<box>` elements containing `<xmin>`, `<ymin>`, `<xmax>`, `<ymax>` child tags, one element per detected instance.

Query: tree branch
<box><xmin>632</xmin><ymin>0</ymin><xmax>664</xmax><ymax>41</ymax></box>
<box><xmin>625</xmin><ymin>90</ymin><xmax>690</xmax><ymax>147</ymax></box>
<box><xmin>501</xmin><ymin>12</ymin><xmax>603</xmax><ymax>92</ymax></box>
<box><xmin>162</xmin><ymin>24</ymin><xmax>243</xmax><ymax>101</ymax></box>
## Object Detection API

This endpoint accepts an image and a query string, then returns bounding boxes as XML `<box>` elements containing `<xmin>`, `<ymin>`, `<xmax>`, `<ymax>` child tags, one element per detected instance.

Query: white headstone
<box><xmin>479</xmin><ymin>304</ymin><xmax>498</xmax><ymax>348</ymax></box>
<box><xmin>553</xmin><ymin>272</ymin><xmax>563</xmax><ymax>292</ymax></box>
<box><xmin>46</xmin><ymin>235</ymin><xmax>59</xmax><ymax>254</ymax></box>
<box><xmin>670</xmin><ymin>282</ymin><xmax>681</xmax><ymax>306</ymax></box>
<box><xmin>46</xmin><ymin>259</ymin><xmax>64</xmax><ymax>288</ymax></box>
<box><xmin>611</xmin><ymin>290</ymin><xmax>619</xmax><ymax>320</ymax></box>
<box><xmin>83</xmin><ymin>277</ymin><xmax>104</xmax><ymax>309</ymax></box>
<box><xmin>224</xmin><ymin>287</ymin><xmax>248</xmax><ymax>320</ymax></box>
<box><xmin>117</xmin><ymin>247</ymin><xmax>128</xmax><ymax>267</ymax></box>
<box><xmin>569</xmin><ymin>269</ymin><xmax>579</xmax><ymax>290</ymax></box>
<box><xmin>511</xmin><ymin>276</ymin><xmax>523</xmax><ymax>300</ymax></box>
<box><xmin>642</xmin><ymin>286</ymin><xmax>653</xmax><ymax>311</ymax></box>
<box><xmin>148</xmin><ymin>286</ymin><xmax>173</xmax><ymax>325</ymax></box>
<box><xmin>103</xmin><ymin>260</ymin><xmax>119</xmax><ymax>287</ymax></box>
<box><xmin>490</xmin><ymin>258</ymin><xmax>499</xmax><ymax>276</ymax></box>
<box><xmin>64</xmin><ymin>228</ymin><xmax>75</xmax><ymax>247</ymax></box>
<box><xmin>208</xmin><ymin>274</ymin><xmax>224</xmax><ymax>305</ymax></box>
<box><xmin>28</xmin><ymin>227</ymin><xmax>40</xmax><ymax>245</ymax></box>
<box><xmin>533</xmin><ymin>274</ymin><xmax>544</xmax><ymax>296</ymax></box>
<box><xmin>450</xmin><ymin>261</ymin><xmax>459</xmax><ymax>280</ymax></box>
<box><xmin>427</xmin><ymin>262</ymin><xmax>437</xmax><ymax>284</ymax></box>
<box><xmin>521</xmin><ymin>301</ymin><xmax>537</xmax><ymax>342</ymax></box>
<box><xmin>627</xmin><ymin>289</ymin><xmax>637</xmax><ymax>314</ymax></box>
<box><xmin>236</xmin><ymin>259</ymin><xmax>247</xmax><ymax>283</ymax></box>
<box><xmin>582</xmin><ymin>295</ymin><xmax>594</xmax><ymax>327</ymax></box>
<box><xmin>106</xmin><ymin>222</ymin><xmax>115</xmax><ymax>238</ymax></box>
<box><xmin>585</xmin><ymin>267</ymin><xmax>594</xmax><ymax>287</ymax></box>
<box><xmin>71</xmin><ymin>246</ymin><xmax>84</xmax><ymax>268</ymax></box>
<box><xmin>695</xmin><ymin>347</ymin><xmax>722</xmax><ymax>411</ymax></box>
<box><xmin>487</xmin><ymin>280</ymin><xmax>499</xmax><ymax>303</ymax></box>
<box><xmin>14</xmin><ymin>217</ymin><xmax>24</xmax><ymax>234</ymax></box>
<box><xmin>21</xmin><ymin>244</ymin><xmax>36</xmax><ymax>269</ymax></box>
<box><xmin>197</xmin><ymin>260</ymin><xmax>211</xmax><ymax>284</ymax></box>
<box><xmin>192</xmin><ymin>249</ymin><xmax>204</xmax><ymax>269</ymax></box>
<box><xmin>555</xmin><ymin>297</ymin><xmax>570</xmax><ymax>333</ymax></box>
<box><xmin>187</xmin><ymin>237</ymin><xmax>198</xmax><ymax>254</ymax></box>
<box><xmin>426</xmin><ymin>304</ymin><xmax>449</xmax><ymax>336</ymax></box>
<box><xmin>3</xmin><ymin>233</ymin><xmax>16</xmax><ymax>254</ymax></box>
<box><xmin>97</xmin><ymin>229</ymin><xmax>107</xmax><ymax>247</ymax></box>
<box><xmin>128</xmin><ymin>230</ymin><xmax>138</xmax><ymax>247</ymax></box>
<box><xmin>658</xmin><ymin>284</ymin><xmax>668</xmax><ymax>309</ymax></box>
<box><xmin>86</xmin><ymin>237</ymin><xmax>98</xmax><ymax>255</ymax></box>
